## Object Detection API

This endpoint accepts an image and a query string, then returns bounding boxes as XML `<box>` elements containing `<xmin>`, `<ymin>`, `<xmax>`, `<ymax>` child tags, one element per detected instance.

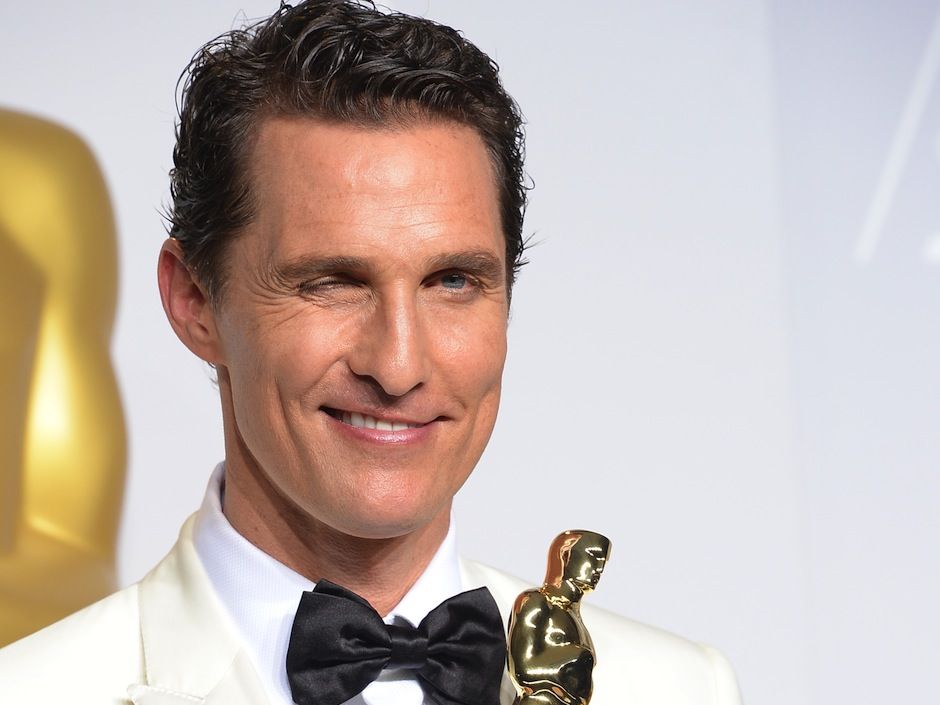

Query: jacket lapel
<box><xmin>128</xmin><ymin>515</ymin><xmax>270</xmax><ymax>705</ymax></box>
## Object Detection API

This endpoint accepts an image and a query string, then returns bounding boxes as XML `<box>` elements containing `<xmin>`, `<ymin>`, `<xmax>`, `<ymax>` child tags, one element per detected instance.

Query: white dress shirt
<box><xmin>192</xmin><ymin>463</ymin><xmax>464</xmax><ymax>705</ymax></box>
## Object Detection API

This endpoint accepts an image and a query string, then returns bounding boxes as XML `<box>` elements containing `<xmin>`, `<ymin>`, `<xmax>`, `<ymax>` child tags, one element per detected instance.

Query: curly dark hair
<box><xmin>167</xmin><ymin>0</ymin><xmax>528</xmax><ymax>304</ymax></box>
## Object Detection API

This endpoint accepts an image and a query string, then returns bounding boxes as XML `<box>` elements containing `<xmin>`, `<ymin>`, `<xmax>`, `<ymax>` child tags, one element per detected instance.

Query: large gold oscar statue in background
<box><xmin>0</xmin><ymin>109</ymin><xmax>125</xmax><ymax>646</ymax></box>
<box><xmin>507</xmin><ymin>530</ymin><xmax>611</xmax><ymax>705</ymax></box>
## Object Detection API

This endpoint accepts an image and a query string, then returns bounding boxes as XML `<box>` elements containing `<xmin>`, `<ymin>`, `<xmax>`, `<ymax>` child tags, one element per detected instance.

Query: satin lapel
<box><xmin>127</xmin><ymin>684</ymin><xmax>204</xmax><ymax>705</ymax></box>
<box><xmin>127</xmin><ymin>654</ymin><xmax>270</xmax><ymax>705</ymax></box>
<box><xmin>129</xmin><ymin>514</ymin><xmax>270</xmax><ymax>705</ymax></box>
<box><xmin>202</xmin><ymin>651</ymin><xmax>273</xmax><ymax>705</ymax></box>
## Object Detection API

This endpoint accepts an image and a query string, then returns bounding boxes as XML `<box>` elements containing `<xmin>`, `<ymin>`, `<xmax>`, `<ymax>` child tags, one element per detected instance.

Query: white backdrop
<box><xmin>3</xmin><ymin>1</ymin><xmax>939</xmax><ymax>703</ymax></box>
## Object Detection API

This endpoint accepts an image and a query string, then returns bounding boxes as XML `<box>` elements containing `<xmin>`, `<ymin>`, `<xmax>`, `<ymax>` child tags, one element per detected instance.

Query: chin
<box><xmin>329</xmin><ymin>469</ymin><xmax>459</xmax><ymax>539</ymax></box>
<box><xmin>328</xmin><ymin>506</ymin><xmax>448</xmax><ymax>540</ymax></box>
<box><xmin>308</xmin><ymin>486</ymin><xmax>453</xmax><ymax>541</ymax></box>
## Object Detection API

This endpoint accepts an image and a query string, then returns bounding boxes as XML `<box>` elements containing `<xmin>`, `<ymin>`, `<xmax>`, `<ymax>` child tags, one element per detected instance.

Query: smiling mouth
<box><xmin>323</xmin><ymin>408</ymin><xmax>427</xmax><ymax>431</ymax></box>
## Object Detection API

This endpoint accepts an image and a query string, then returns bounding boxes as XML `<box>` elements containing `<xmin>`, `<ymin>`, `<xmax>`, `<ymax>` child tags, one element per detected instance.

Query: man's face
<box><xmin>212</xmin><ymin>117</ymin><xmax>508</xmax><ymax>540</ymax></box>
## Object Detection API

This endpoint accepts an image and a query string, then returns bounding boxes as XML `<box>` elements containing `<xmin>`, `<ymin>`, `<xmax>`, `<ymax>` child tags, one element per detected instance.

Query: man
<box><xmin>0</xmin><ymin>2</ymin><xmax>742</xmax><ymax>704</ymax></box>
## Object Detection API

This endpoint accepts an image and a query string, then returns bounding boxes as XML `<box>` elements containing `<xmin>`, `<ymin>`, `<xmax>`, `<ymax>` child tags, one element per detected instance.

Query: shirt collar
<box><xmin>192</xmin><ymin>462</ymin><xmax>462</xmax><ymax>705</ymax></box>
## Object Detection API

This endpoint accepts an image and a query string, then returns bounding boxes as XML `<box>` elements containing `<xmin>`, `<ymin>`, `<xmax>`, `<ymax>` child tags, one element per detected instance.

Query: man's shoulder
<box><xmin>581</xmin><ymin>599</ymin><xmax>741</xmax><ymax>705</ymax></box>
<box><xmin>0</xmin><ymin>583</ymin><xmax>143</xmax><ymax>703</ymax></box>
<box><xmin>461</xmin><ymin>558</ymin><xmax>742</xmax><ymax>705</ymax></box>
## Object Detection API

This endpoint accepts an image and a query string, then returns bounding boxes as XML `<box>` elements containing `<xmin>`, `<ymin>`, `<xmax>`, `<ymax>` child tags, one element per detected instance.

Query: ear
<box><xmin>157</xmin><ymin>238</ymin><xmax>224</xmax><ymax>364</ymax></box>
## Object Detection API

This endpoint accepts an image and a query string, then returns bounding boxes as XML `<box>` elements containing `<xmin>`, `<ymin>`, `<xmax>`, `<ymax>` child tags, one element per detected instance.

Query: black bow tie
<box><xmin>286</xmin><ymin>579</ymin><xmax>507</xmax><ymax>705</ymax></box>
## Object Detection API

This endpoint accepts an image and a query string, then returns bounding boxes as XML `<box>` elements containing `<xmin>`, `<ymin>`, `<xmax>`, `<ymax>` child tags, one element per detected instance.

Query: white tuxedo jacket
<box><xmin>0</xmin><ymin>516</ymin><xmax>741</xmax><ymax>705</ymax></box>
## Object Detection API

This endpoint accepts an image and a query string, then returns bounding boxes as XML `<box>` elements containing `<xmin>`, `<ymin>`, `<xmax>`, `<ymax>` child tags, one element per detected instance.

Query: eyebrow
<box><xmin>271</xmin><ymin>249</ymin><xmax>505</xmax><ymax>285</ymax></box>
<box><xmin>272</xmin><ymin>255</ymin><xmax>368</xmax><ymax>283</ymax></box>
<box><xmin>424</xmin><ymin>250</ymin><xmax>505</xmax><ymax>284</ymax></box>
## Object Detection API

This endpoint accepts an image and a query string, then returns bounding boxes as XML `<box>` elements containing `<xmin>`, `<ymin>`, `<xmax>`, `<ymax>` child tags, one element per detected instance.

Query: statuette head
<box><xmin>546</xmin><ymin>530</ymin><xmax>611</xmax><ymax>594</ymax></box>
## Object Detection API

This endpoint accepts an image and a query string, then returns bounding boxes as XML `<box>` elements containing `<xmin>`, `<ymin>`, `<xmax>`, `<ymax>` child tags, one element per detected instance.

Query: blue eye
<box><xmin>441</xmin><ymin>273</ymin><xmax>467</xmax><ymax>289</ymax></box>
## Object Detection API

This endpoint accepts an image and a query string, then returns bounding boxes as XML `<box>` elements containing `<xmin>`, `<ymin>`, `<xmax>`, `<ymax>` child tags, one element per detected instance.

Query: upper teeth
<box><xmin>341</xmin><ymin>411</ymin><xmax>421</xmax><ymax>431</ymax></box>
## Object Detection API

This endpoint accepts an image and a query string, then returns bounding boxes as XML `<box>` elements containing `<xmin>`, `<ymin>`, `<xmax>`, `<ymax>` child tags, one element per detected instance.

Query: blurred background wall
<box><xmin>2</xmin><ymin>1</ymin><xmax>938</xmax><ymax>703</ymax></box>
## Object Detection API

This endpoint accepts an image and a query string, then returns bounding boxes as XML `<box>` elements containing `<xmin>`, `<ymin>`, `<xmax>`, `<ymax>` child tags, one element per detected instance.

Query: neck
<box><xmin>544</xmin><ymin>579</ymin><xmax>584</xmax><ymax>606</ymax></box>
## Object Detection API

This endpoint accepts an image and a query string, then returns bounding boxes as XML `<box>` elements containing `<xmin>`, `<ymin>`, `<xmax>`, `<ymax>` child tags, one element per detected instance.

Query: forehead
<box><xmin>239</xmin><ymin>116</ymin><xmax>504</xmax><ymax>266</ymax></box>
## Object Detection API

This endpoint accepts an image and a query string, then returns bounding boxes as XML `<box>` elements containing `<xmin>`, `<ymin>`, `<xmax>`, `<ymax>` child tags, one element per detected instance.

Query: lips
<box><xmin>323</xmin><ymin>407</ymin><xmax>430</xmax><ymax>431</ymax></box>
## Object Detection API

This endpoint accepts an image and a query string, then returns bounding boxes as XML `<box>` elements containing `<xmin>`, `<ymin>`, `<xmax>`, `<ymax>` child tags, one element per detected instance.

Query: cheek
<box><xmin>465</xmin><ymin>324</ymin><xmax>507</xmax><ymax>413</ymax></box>
<box><xmin>433</xmin><ymin>308</ymin><xmax>508</xmax><ymax>391</ymax></box>
<box><xmin>434</xmin><ymin>311</ymin><xmax>507</xmax><ymax>446</ymax></box>
<box><xmin>226</xmin><ymin>305</ymin><xmax>358</xmax><ymax>388</ymax></box>
<box><xmin>220</xmin><ymin>306</ymin><xmax>356</xmax><ymax>451</ymax></box>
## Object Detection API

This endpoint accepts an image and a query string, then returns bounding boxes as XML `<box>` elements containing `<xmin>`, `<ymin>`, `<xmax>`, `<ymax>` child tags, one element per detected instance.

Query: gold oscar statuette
<box><xmin>507</xmin><ymin>530</ymin><xmax>611</xmax><ymax>705</ymax></box>
<box><xmin>0</xmin><ymin>108</ymin><xmax>126</xmax><ymax>646</ymax></box>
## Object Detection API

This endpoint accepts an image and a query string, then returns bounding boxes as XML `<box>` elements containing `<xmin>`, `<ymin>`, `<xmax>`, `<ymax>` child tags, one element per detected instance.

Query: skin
<box><xmin>158</xmin><ymin>117</ymin><xmax>509</xmax><ymax>615</ymax></box>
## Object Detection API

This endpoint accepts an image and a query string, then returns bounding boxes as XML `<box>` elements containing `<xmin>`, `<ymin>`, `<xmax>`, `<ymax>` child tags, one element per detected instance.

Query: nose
<box><xmin>347</xmin><ymin>290</ymin><xmax>430</xmax><ymax>397</ymax></box>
